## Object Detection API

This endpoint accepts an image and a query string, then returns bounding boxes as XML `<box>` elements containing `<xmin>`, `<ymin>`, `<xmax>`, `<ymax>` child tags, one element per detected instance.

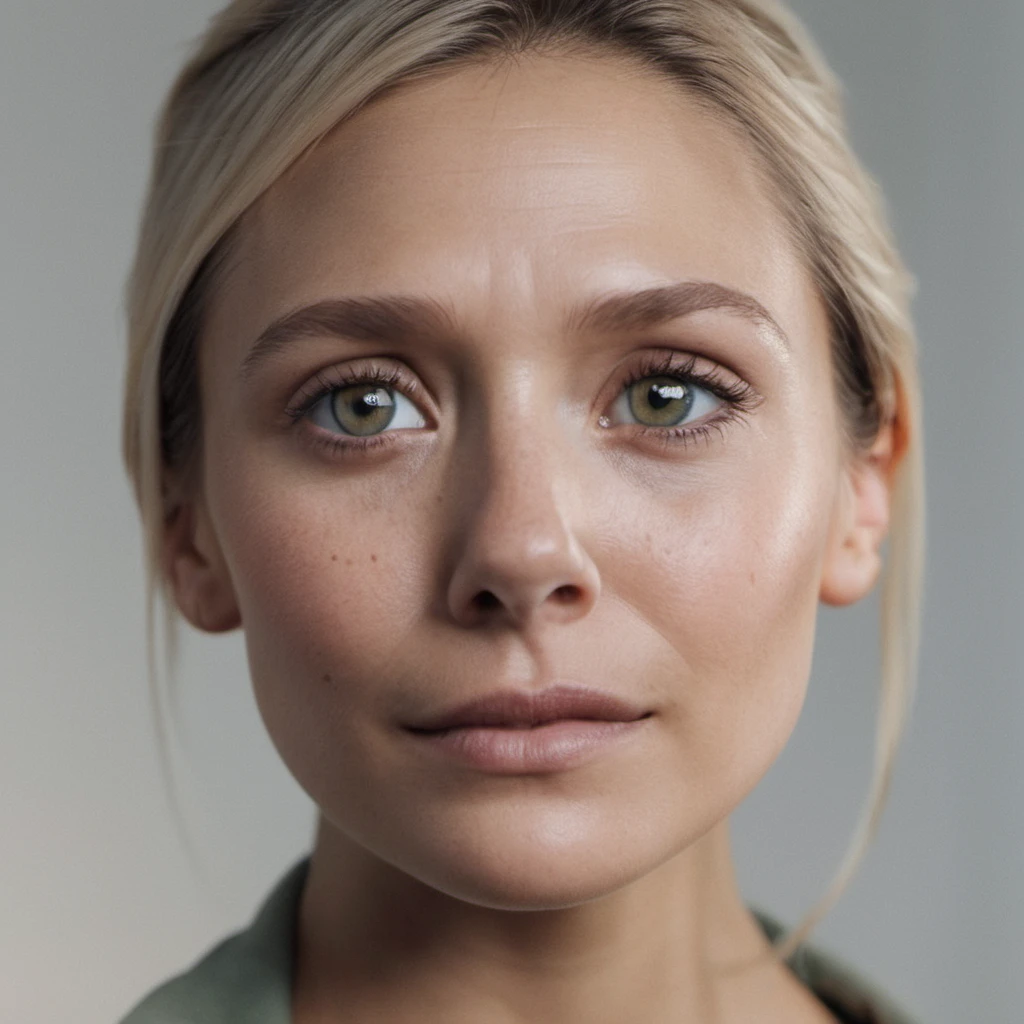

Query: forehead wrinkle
<box><xmin>214</xmin><ymin>52</ymin><xmax>803</xmax><ymax>386</ymax></box>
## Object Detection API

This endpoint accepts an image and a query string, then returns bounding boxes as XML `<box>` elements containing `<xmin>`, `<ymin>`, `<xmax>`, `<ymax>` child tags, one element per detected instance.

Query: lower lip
<box><xmin>406</xmin><ymin>718</ymin><xmax>649</xmax><ymax>774</ymax></box>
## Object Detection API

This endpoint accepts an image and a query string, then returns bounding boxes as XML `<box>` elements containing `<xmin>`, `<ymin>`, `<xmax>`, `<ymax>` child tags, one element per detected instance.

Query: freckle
<box><xmin>331</xmin><ymin>554</ymin><xmax>338</xmax><ymax>562</ymax></box>
<box><xmin>345</xmin><ymin>558</ymin><xmax>353</xmax><ymax>567</ymax></box>
<box><xmin>371</xmin><ymin>553</ymin><xmax>378</xmax><ymax>563</ymax></box>
<box><xmin>749</xmin><ymin>571</ymin><xmax>756</xmax><ymax>585</ymax></box>
<box><xmin>322</xmin><ymin>673</ymin><xmax>331</xmax><ymax>683</ymax></box>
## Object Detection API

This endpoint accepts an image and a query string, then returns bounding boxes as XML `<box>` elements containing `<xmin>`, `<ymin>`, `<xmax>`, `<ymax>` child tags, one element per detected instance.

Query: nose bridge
<box><xmin>466</xmin><ymin>352</ymin><xmax>568</xmax><ymax>505</ymax></box>
<box><xmin>445</xmin><ymin>366</ymin><xmax>600</xmax><ymax>629</ymax></box>
<box><xmin>480</xmin><ymin>414</ymin><xmax>567</xmax><ymax>547</ymax></box>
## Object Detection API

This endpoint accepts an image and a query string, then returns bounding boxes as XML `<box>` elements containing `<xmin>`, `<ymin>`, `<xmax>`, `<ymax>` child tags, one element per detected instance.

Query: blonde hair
<box><xmin>122</xmin><ymin>0</ymin><xmax>925</xmax><ymax>967</ymax></box>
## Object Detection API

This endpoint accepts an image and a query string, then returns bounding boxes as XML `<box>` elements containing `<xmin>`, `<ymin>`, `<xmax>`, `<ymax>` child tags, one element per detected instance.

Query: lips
<box><xmin>405</xmin><ymin>684</ymin><xmax>652</xmax><ymax>734</ymax></box>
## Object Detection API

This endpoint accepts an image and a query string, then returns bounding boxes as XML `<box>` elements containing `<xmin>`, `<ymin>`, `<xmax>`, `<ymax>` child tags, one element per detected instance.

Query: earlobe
<box><xmin>162</xmin><ymin>496</ymin><xmax>242</xmax><ymax>633</ymax></box>
<box><xmin>819</xmin><ymin>421</ymin><xmax>899</xmax><ymax>608</ymax></box>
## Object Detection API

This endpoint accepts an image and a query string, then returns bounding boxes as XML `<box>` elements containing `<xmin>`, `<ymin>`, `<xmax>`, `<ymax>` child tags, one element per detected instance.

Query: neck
<box><xmin>293</xmin><ymin>817</ymin><xmax>792</xmax><ymax>1024</ymax></box>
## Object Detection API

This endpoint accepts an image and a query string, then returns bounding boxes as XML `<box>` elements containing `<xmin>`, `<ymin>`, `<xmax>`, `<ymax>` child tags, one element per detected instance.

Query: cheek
<box><xmin>206</xmin><ymin>453</ymin><xmax>426</xmax><ymax>756</ymax></box>
<box><xmin>616</xmin><ymin>451</ymin><xmax>836</xmax><ymax>789</ymax></box>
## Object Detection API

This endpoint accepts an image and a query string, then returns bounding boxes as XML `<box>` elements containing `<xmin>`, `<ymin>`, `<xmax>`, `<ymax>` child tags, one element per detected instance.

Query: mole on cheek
<box><xmin>371</xmin><ymin>554</ymin><xmax>378</xmax><ymax>563</ymax></box>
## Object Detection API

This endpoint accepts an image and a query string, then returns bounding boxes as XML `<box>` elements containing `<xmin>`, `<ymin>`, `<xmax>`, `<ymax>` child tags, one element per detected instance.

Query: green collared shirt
<box><xmin>119</xmin><ymin>856</ymin><xmax>921</xmax><ymax>1023</ymax></box>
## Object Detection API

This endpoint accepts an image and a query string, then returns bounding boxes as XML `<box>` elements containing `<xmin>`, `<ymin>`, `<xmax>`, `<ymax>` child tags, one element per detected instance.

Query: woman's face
<box><xmin>180</xmin><ymin>52</ymin><xmax>879</xmax><ymax>909</ymax></box>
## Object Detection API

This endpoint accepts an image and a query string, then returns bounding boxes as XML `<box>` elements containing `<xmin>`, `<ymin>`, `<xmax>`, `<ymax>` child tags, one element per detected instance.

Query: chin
<box><xmin>376</xmin><ymin>800</ymin><xmax>684</xmax><ymax>912</ymax></box>
<box><xmin>417</xmin><ymin>854</ymin><xmax>646</xmax><ymax>912</ymax></box>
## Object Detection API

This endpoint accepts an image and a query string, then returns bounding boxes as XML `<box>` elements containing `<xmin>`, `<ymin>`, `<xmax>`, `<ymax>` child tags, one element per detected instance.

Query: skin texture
<box><xmin>165</xmin><ymin>50</ymin><xmax>899</xmax><ymax>1024</ymax></box>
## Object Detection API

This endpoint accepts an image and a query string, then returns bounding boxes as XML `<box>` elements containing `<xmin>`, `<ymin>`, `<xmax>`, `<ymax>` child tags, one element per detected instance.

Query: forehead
<box><xmin>210</xmin><ymin>51</ymin><xmax>815</xmax><ymax>361</ymax></box>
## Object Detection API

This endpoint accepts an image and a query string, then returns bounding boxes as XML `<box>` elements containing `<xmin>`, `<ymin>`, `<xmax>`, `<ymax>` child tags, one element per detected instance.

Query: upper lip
<box><xmin>406</xmin><ymin>685</ymin><xmax>652</xmax><ymax>732</ymax></box>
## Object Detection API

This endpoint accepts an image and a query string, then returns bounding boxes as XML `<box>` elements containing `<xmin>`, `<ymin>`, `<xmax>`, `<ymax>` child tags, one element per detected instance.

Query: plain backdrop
<box><xmin>2</xmin><ymin>2</ymin><xmax>1021</xmax><ymax>1022</ymax></box>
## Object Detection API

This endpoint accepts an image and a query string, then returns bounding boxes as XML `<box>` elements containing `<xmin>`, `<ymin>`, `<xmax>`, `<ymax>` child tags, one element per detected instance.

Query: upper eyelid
<box><xmin>294</xmin><ymin>350</ymin><xmax>747</xmax><ymax>429</ymax></box>
<box><xmin>310</xmin><ymin>351</ymin><xmax>730</xmax><ymax>396</ymax></box>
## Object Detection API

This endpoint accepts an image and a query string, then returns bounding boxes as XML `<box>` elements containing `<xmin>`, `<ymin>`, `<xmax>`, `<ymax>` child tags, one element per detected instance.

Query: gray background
<box><xmin>2</xmin><ymin>2</ymin><xmax>1021</xmax><ymax>1022</ymax></box>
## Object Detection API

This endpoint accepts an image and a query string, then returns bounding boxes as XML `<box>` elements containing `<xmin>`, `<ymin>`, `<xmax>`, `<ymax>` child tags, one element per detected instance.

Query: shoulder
<box><xmin>117</xmin><ymin>929</ymin><xmax>264</xmax><ymax>1024</ymax></box>
<box><xmin>750</xmin><ymin>906</ymin><xmax>923</xmax><ymax>1024</ymax></box>
<box><xmin>117</xmin><ymin>857</ymin><xmax>311</xmax><ymax>1024</ymax></box>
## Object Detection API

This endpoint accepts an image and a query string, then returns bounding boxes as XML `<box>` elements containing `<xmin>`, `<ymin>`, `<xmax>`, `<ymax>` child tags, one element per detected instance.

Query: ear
<box><xmin>162</xmin><ymin>494</ymin><xmax>242</xmax><ymax>633</ymax></box>
<box><xmin>819</xmin><ymin>420</ymin><xmax>902</xmax><ymax>607</ymax></box>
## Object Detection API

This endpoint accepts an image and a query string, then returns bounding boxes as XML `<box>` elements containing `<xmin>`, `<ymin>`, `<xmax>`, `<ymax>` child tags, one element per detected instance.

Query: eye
<box><xmin>607</xmin><ymin>372</ymin><xmax>723</xmax><ymax>430</ymax></box>
<box><xmin>286</xmin><ymin>353</ymin><xmax>758</xmax><ymax>460</ymax></box>
<box><xmin>307</xmin><ymin>379</ymin><xmax>426</xmax><ymax>438</ymax></box>
<box><xmin>284</xmin><ymin>361</ymin><xmax>430</xmax><ymax>454</ymax></box>
<box><xmin>600</xmin><ymin>351</ymin><xmax>756</xmax><ymax>447</ymax></box>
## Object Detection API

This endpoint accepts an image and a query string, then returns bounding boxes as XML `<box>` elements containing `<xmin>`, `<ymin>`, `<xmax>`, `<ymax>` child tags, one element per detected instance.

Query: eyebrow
<box><xmin>238</xmin><ymin>280</ymin><xmax>789</xmax><ymax>383</ymax></box>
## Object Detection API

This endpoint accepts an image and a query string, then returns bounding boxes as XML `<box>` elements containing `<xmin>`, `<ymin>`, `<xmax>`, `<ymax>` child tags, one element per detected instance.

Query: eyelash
<box><xmin>284</xmin><ymin>352</ymin><xmax>759</xmax><ymax>458</ymax></box>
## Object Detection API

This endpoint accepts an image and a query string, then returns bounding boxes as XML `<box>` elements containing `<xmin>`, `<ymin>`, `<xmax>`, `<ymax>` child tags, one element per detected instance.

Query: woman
<box><xmin>119</xmin><ymin>0</ymin><xmax>925</xmax><ymax>1021</ymax></box>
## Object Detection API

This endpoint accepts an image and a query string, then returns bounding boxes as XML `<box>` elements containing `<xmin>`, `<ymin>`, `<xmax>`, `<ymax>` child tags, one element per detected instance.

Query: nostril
<box><xmin>554</xmin><ymin>584</ymin><xmax>580</xmax><ymax>602</ymax></box>
<box><xmin>474</xmin><ymin>591</ymin><xmax>500</xmax><ymax>611</ymax></box>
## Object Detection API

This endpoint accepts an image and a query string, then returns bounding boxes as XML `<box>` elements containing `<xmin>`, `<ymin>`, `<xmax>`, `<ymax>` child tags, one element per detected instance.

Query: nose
<box><xmin>444</xmin><ymin>423</ymin><xmax>601</xmax><ymax>631</ymax></box>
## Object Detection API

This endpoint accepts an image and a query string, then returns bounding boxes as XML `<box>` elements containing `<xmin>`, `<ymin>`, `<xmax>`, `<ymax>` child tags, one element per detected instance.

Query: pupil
<box><xmin>648</xmin><ymin>382</ymin><xmax>685</xmax><ymax>410</ymax></box>
<box><xmin>355</xmin><ymin>391</ymin><xmax>382</xmax><ymax>417</ymax></box>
